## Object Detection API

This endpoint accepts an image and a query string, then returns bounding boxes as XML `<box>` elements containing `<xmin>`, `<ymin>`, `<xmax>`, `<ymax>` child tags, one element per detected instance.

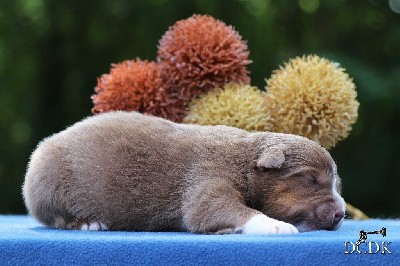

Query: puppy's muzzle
<box><xmin>314</xmin><ymin>202</ymin><xmax>345</xmax><ymax>231</ymax></box>
<box><xmin>331</xmin><ymin>209</ymin><xmax>345</xmax><ymax>229</ymax></box>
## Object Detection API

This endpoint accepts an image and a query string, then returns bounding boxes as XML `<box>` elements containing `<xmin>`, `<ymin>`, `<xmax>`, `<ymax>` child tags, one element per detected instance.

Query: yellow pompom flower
<box><xmin>264</xmin><ymin>55</ymin><xmax>359</xmax><ymax>149</ymax></box>
<box><xmin>184</xmin><ymin>83</ymin><xmax>271</xmax><ymax>131</ymax></box>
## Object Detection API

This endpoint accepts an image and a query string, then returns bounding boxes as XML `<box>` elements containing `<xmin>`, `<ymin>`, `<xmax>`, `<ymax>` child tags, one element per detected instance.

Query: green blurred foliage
<box><xmin>0</xmin><ymin>0</ymin><xmax>399</xmax><ymax>217</ymax></box>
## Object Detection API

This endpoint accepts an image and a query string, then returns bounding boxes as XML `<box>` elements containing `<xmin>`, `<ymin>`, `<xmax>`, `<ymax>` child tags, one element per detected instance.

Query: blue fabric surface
<box><xmin>0</xmin><ymin>215</ymin><xmax>399</xmax><ymax>265</ymax></box>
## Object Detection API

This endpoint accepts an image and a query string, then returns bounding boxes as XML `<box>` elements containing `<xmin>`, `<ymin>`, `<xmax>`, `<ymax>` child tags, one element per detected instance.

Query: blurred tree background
<box><xmin>0</xmin><ymin>0</ymin><xmax>399</xmax><ymax>217</ymax></box>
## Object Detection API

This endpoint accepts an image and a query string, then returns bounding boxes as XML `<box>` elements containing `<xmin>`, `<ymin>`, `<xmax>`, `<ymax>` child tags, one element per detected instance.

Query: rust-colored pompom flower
<box><xmin>183</xmin><ymin>83</ymin><xmax>271</xmax><ymax>131</ymax></box>
<box><xmin>157</xmin><ymin>14</ymin><xmax>252</xmax><ymax>103</ymax></box>
<box><xmin>91</xmin><ymin>59</ymin><xmax>161</xmax><ymax>114</ymax></box>
<box><xmin>264</xmin><ymin>55</ymin><xmax>359</xmax><ymax>149</ymax></box>
<box><xmin>91</xmin><ymin>59</ymin><xmax>185</xmax><ymax>122</ymax></box>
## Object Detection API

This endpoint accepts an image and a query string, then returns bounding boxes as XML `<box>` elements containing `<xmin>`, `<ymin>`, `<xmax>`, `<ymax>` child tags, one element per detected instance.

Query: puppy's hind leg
<box><xmin>78</xmin><ymin>221</ymin><xmax>108</xmax><ymax>231</ymax></box>
<box><xmin>23</xmin><ymin>138</ymin><xmax>108</xmax><ymax>232</ymax></box>
<box><xmin>51</xmin><ymin>216</ymin><xmax>108</xmax><ymax>231</ymax></box>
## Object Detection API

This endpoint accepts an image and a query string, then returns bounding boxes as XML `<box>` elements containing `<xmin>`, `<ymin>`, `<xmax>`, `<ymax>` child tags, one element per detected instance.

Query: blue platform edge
<box><xmin>0</xmin><ymin>215</ymin><xmax>399</xmax><ymax>265</ymax></box>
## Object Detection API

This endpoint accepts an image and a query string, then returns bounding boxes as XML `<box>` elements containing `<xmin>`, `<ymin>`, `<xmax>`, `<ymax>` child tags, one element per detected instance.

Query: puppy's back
<box><xmin>23</xmin><ymin>112</ymin><xmax>249</xmax><ymax>230</ymax></box>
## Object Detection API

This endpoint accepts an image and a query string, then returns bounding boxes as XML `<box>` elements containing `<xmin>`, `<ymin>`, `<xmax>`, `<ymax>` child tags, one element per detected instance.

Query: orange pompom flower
<box><xmin>157</xmin><ymin>14</ymin><xmax>252</xmax><ymax>103</ymax></box>
<box><xmin>91</xmin><ymin>59</ymin><xmax>160</xmax><ymax>114</ymax></box>
<box><xmin>91</xmin><ymin>59</ymin><xmax>185</xmax><ymax>122</ymax></box>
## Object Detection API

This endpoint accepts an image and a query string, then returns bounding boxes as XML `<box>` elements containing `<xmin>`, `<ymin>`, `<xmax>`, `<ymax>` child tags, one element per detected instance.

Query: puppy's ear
<box><xmin>257</xmin><ymin>144</ymin><xmax>287</xmax><ymax>169</ymax></box>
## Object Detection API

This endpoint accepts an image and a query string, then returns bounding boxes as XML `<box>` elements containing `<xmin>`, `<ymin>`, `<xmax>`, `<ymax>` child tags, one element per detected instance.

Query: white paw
<box><xmin>80</xmin><ymin>221</ymin><xmax>108</xmax><ymax>231</ymax></box>
<box><xmin>238</xmin><ymin>214</ymin><xmax>298</xmax><ymax>234</ymax></box>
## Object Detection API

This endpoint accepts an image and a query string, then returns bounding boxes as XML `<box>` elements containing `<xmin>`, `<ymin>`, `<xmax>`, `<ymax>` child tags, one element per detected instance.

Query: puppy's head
<box><xmin>252</xmin><ymin>134</ymin><xmax>345</xmax><ymax>232</ymax></box>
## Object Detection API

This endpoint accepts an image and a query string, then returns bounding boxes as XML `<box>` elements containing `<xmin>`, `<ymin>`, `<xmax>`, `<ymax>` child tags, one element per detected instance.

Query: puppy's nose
<box><xmin>332</xmin><ymin>210</ymin><xmax>344</xmax><ymax>228</ymax></box>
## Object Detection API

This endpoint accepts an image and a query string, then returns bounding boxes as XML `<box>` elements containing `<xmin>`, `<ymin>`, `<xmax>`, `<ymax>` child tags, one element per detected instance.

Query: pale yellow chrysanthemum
<box><xmin>264</xmin><ymin>55</ymin><xmax>359</xmax><ymax>149</ymax></box>
<box><xmin>184</xmin><ymin>83</ymin><xmax>272</xmax><ymax>131</ymax></box>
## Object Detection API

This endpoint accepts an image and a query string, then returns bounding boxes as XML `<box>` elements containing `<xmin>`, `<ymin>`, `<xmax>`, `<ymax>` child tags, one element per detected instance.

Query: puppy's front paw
<box><xmin>238</xmin><ymin>214</ymin><xmax>298</xmax><ymax>234</ymax></box>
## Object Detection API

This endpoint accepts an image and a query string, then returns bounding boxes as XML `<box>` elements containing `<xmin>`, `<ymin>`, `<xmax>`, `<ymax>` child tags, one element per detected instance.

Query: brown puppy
<box><xmin>23</xmin><ymin>111</ymin><xmax>345</xmax><ymax>234</ymax></box>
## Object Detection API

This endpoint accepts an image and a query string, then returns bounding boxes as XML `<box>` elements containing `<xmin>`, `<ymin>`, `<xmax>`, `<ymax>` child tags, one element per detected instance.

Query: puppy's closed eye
<box><xmin>260</xmin><ymin>168</ymin><xmax>273</xmax><ymax>174</ymax></box>
<box><xmin>302</xmin><ymin>175</ymin><xmax>318</xmax><ymax>185</ymax></box>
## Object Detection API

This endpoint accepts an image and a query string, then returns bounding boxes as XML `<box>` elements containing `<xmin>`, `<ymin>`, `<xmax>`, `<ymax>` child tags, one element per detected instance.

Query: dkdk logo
<box><xmin>344</xmin><ymin>227</ymin><xmax>392</xmax><ymax>254</ymax></box>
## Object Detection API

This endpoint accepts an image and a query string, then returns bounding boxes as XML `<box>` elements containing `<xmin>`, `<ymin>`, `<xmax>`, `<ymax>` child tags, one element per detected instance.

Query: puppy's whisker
<box><xmin>289</xmin><ymin>197</ymin><xmax>309</xmax><ymax>204</ymax></box>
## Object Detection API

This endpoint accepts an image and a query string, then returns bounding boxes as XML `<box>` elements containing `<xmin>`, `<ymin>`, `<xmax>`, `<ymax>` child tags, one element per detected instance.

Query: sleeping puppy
<box><xmin>23</xmin><ymin>111</ymin><xmax>345</xmax><ymax>234</ymax></box>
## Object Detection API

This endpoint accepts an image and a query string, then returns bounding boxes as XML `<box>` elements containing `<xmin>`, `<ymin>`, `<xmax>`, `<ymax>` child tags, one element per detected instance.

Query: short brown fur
<box><xmin>23</xmin><ymin>111</ymin><xmax>343</xmax><ymax>233</ymax></box>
